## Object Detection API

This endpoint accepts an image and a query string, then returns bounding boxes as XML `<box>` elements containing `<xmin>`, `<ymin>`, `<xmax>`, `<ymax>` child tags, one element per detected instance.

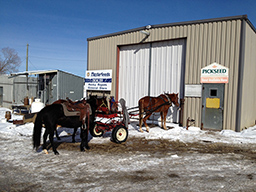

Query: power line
<box><xmin>28</xmin><ymin>60</ymin><xmax>38</xmax><ymax>70</ymax></box>
<box><xmin>30</xmin><ymin>55</ymin><xmax>86</xmax><ymax>62</ymax></box>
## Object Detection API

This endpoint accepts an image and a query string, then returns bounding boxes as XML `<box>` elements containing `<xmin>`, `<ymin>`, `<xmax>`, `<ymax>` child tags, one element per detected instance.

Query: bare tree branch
<box><xmin>0</xmin><ymin>47</ymin><xmax>21</xmax><ymax>74</ymax></box>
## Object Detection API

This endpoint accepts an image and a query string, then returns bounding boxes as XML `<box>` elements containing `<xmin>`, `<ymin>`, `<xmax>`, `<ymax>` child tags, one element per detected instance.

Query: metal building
<box><xmin>9</xmin><ymin>70</ymin><xmax>85</xmax><ymax>105</ymax></box>
<box><xmin>0</xmin><ymin>74</ymin><xmax>37</xmax><ymax>108</ymax></box>
<box><xmin>87</xmin><ymin>15</ymin><xmax>256</xmax><ymax>132</ymax></box>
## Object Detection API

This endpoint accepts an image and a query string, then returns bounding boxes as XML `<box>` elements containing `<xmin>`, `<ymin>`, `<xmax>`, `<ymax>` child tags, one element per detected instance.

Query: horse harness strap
<box><xmin>163</xmin><ymin>94</ymin><xmax>172</xmax><ymax>106</ymax></box>
<box><xmin>98</xmin><ymin>99</ymin><xmax>108</xmax><ymax>108</ymax></box>
<box><xmin>144</xmin><ymin>95</ymin><xmax>169</xmax><ymax>115</ymax></box>
<box><xmin>158</xmin><ymin>95</ymin><xmax>171</xmax><ymax>107</ymax></box>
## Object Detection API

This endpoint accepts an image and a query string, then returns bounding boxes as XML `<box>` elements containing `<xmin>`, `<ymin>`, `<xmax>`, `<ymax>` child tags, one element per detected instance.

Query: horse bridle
<box><xmin>163</xmin><ymin>93</ymin><xmax>180</xmax><ymax>110</ymax></box>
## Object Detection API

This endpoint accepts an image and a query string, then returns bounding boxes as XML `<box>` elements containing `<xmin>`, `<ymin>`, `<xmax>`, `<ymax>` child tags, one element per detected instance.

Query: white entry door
<box><xmin>118</xmin><ymin>39</ymin><xmax>185</xmax><ymax>123</ymax></box>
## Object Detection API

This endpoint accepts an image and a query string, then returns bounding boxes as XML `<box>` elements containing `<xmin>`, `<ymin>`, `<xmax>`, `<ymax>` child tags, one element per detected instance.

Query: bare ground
<box><xmin>1</xmin><ymin>135</ymin><xmax>256</xmax><ymax>192</ymax></box>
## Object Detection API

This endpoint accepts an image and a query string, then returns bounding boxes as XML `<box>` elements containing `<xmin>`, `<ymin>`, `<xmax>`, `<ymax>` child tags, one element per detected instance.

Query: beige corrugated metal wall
<box><xmin>88</xmin><ymin>16</ymin><xmax>255</xmax><ymax>131</ymax></box>
<box><xmin>240</xmin><ymin>23</ymin><xmax>256</xmax><ymax>129</ymax></box>
<box><xmin>183</xmin><ymin>20</ymin><xmax>242</xmax><ymax>130</ymax></box>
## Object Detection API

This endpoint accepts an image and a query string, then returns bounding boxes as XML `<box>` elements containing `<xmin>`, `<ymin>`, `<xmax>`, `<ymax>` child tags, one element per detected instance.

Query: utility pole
<box><xmin>26</xmin><ymin>44</ymin><xmax>29</xmax><ymax>100</ymax></box>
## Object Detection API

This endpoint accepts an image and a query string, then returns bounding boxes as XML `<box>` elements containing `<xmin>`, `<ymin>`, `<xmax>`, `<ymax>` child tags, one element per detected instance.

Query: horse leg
<box><xmin>143</xmin><ymin>113</ymin><xmax>151</xmax><ymax>132</ymax></box>
<box><xmin>80</xmin><ymin>124</ymin><xmax>90</xmax><ymax>151</ymax></box>
<box><xmin>72</xmin><ymin>127</ymin><xmax>78</xmax><ymax>143</ymax></box>
<box><xmin>139</xmin><ymin>112</ymin><xmax>144</xmax><ymax>133</ymax></box>
<box><xmin>163</xmin><ymin>110</ymin><xmax>168</xmax><ymax>130</ymax></box>
<box><xmin>55</xmin><ymin>126</ymin><xmax>61</xmax><ymax>140</ymax></box>
<box><xmin>160</xmin><ymin>111</ymin><xmax>164</xmax><ymax>128</ymax></box>
<box><xmin>49</xmin><ymin>128</ymin><xmax>59</xmax><ymax>155</ymax></box>
<box><xmin>139</xmin><ymin>102</ymin><xmax>144</xmax><ymax>133</ymax></box>
<box><xmin>42</xmin><ymin>129</ymin><xmax>49</xmax><ymax>153</ymax></box>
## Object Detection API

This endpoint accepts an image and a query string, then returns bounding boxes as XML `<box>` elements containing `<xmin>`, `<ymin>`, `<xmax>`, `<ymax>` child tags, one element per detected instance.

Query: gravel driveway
<box><xmin>1</xmin><ymin>134</ymin><xmax>256</xmax><ymax>192</ymax></box>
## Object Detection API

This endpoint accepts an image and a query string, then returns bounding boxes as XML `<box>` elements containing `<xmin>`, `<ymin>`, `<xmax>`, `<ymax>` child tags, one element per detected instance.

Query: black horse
<box><xmin>32</xmin><ymin>96</ymin><xmax>96</xmax><ymax>155</ymax></box>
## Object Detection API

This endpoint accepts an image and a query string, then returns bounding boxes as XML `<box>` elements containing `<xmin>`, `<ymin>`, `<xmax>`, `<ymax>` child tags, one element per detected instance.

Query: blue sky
<box><xmin>1</xmin><ymin>0</ymin><xmax>255</xmax><ymax>77</ymax></box>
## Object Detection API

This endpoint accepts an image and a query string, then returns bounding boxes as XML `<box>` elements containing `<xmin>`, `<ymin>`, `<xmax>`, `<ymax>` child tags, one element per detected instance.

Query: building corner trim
<box><xmin>235</xmin><ymin>19</ymin><xmax>246</xmax><ymax>132</ymax></box>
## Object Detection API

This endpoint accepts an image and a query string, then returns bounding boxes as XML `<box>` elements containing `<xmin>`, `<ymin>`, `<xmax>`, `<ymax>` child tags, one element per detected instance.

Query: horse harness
<box><xmin>144</xmin><ymin>94</ymin><xmax>172</xmax><ymax>115</ymax></box>
<box><xmin>161</xmin><ymin>93</ymin><xmax>173</xmax><ymax>106</ymax></box>
<box><xmin>98</xmin><ymin>98</ymin><xmax>108</xmax><ymax>108</ymax></box>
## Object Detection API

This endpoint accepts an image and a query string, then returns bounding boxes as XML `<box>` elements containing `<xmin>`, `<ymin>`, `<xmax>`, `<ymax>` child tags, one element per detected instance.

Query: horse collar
<box><xmin>164</xmin><ymin>94</ymin><xmax>172</xmax><ymax>105</ymax></box>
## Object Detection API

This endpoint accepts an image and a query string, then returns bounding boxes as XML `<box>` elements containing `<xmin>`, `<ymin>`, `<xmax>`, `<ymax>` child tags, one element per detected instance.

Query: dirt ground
<box><xmin>1</xmin><ymin>135</ymin><xmax>256</xmax><ymax>192</ymax></box>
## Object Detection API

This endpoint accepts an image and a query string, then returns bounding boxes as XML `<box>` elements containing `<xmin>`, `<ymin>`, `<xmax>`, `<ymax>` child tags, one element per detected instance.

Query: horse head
<box><xmin>87</xmin><ymin>95</ymin><xmax>97</xmax><ymax>111</ymax></box>
<box><xmin>81</xmin><ymin>98</ymin><xmax>87</xmax><ymax>105</ymax></box>
<box><xmin>168</xmin><ymin>93</ymin><xmax>179</xmax><ymax>107</ymax></box>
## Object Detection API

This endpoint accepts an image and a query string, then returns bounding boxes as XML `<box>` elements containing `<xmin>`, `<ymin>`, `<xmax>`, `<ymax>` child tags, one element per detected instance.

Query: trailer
<box><xmin>90</xmin><ymin>98</ymin><xmax>130</xmax><ymax>144</ymax></box>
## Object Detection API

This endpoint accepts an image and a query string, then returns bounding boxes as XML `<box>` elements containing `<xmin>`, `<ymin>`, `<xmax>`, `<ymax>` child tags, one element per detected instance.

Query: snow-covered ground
<box><xmin>1</xmin><ymin>107</ymin><xmax>256</xmax><ymax>192</ymax></box>
<box><xmin>1</xmin><ymin>107</ymin><xmax>256</xmax><ymax>145</ymax></box>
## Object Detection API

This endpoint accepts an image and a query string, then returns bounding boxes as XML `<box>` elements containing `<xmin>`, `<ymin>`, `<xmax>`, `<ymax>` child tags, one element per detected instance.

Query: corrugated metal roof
<box><xmin>87</xmin><ymin>15</ymin><xmax>255</xmax><ymax>41</ymax></box>
<box><xmin>10</xmin><ymin>70</ymin><xmax>58</xmax><ymax>76</ymax></box>
<box><xmin>10</xmin><ymin>70</ymin><xmax>84</xmax><ymax>79</ymax></box>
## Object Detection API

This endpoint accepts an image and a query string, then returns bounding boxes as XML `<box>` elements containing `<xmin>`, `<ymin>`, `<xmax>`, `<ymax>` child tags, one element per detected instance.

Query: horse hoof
<box><xmin>43</xmin><ymin>149</ymin><xmax>49</xmax><ymax>154</ymax></box>
<box><xmin>85</xmin><ymin>146</ymin><xmax>90</xmax><ymax>150</ymax></box>
<box><xmin>54</xmin><ymin>151</ymin><xmax>59</xmax><ymax>155</ymax></box>
<box><xmin>80</xmin><ymin>147</ymin><xmax>85</xmax><ymax>152</ymax></box>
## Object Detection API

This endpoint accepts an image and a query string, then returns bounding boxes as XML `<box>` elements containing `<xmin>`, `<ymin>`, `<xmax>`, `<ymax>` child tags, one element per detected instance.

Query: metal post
<box><xmin>179</xmin><ymin>98</ymin><xmax>185</xmax><ymax>126</ymax></box>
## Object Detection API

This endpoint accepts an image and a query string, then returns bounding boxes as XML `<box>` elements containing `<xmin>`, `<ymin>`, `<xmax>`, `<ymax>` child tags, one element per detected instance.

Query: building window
<box><xmin>210</xmin><ymin>89</ymin><xmax>217</xmax><ymax>97</ymax></box>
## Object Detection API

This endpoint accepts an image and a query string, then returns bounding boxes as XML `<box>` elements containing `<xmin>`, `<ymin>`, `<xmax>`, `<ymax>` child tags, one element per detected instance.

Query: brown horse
<box><xmin>139</xmin><ymin>93</ymin><xmax>179</xmax><ymax>132</ymax></box>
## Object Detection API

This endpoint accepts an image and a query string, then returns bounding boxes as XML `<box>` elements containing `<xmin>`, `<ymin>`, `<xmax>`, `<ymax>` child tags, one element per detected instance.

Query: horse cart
<box><xmin>91</xmin><ymin>93</ymin><xmax>179</xmax><ymax>140</ymax></box>
<box><xmin>90</xmin><ymin>98</ymin><xmax>130</xmax><ymax>144</ymax></box>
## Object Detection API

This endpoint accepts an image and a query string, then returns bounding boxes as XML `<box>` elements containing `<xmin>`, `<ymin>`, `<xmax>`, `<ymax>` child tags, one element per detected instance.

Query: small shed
<box><xmin>10</xmin><ymin>70</ymin><xmax>85</xmax><ymax>105</ymax></box>
<box><xmin>0</xmin><ymin>74</ymin><xmax>37</xmax><ymax>108</ymax></box>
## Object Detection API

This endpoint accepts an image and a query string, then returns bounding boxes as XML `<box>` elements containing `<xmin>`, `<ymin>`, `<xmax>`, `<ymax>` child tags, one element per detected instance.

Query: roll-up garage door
<box><xmin>118</xmin><ymin>39</ymin><xmax>185</xmax><ymax>123</ymax></box>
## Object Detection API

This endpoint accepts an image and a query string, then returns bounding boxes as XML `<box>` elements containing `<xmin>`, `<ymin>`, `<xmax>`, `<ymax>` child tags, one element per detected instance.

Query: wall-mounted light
<box><xmin>146</xmin><ymin>25</ymin><xmax>151</xmax><ymax>29</ymax></box>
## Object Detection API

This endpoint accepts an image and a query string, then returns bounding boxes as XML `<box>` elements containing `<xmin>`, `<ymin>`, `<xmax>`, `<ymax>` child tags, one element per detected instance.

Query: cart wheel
<box><xmin>90</xmin><ymin>124</ymin><xmax>104</xmax><ymax>137</ymax></box>
<box><xmin>112</xmin><ymin>125</ymin><xmax>128</xmax><ymax>144</ymax></box>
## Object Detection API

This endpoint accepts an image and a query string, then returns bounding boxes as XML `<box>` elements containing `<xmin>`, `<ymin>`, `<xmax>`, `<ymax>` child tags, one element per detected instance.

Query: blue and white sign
<box><xmin>85</xmin><ymin>69</ymin><xmax>112</xmax><ymax>91</ymax></box>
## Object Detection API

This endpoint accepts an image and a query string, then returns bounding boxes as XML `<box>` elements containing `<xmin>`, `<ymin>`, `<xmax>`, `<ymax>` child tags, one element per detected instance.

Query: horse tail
<box><xmin>33</xmin><ymin>111</ymin><xmax>43</xmax><ymax>150</ymax></box>
<box><xmin>138</xmin><ymin>99</ymin><xmax>144</xmax><ymax>127</ymax></box>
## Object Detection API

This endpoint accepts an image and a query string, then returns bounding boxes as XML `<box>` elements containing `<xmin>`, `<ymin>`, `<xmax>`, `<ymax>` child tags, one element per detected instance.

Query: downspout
<box><xmin>57</xmin><ymin>71</ymin><xmax>60</xmax><ymax>100</ymax></box>
<box><xmin>116</xmin><ymin>46</ymin><xmax>120</xmax><ymax>100</ymax></box>
<box><xmin>86</xmin><ymin>41</ymin><xmax>90</xmax><ymax>98</ymax></box>
<box><xmin>148</xmin><ymin>43</ymin><xmax>152</xmax><ymax>96</ymax></box>
<box><xmin>235</xmin><ymin>17</ymin><xmax>246</xmax><ymax>132</ymax></box>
